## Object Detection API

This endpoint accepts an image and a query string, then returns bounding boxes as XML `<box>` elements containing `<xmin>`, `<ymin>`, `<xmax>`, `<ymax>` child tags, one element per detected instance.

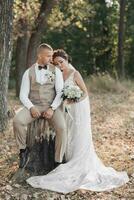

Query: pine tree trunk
<box><xmin>15</xmin><ymin>0</ymin><xmax>29</xmax><ymax>97</ymax></box>
<box><xmin>117</xmin><ymin>0</ymin><xmax>126</xmax><ymax>78</ymax></box>
<box><xmin>0</xmin><ymin>0</ymin><xmax>13</xmax><ymax>132</ymax></box>
<box><xmin>15</xmin><ymin>34</ymin><xmax>29</xmax><ymax>97</ymax></box>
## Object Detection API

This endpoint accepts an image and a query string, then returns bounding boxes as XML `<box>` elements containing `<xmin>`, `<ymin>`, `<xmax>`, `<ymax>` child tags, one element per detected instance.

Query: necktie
<box><xmin>38</xmin><ymin>65</ymin><xmax>47</xmax><ymax>70</ymax></box>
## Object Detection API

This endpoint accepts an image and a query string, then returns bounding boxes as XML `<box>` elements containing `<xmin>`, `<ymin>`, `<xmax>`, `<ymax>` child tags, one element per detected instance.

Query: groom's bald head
<box><xmin>37</xmin><ymin>43</ymin><xmax>53</xmax><ymax>55</ymax></box>
<box><xmin>37</xmin><ymin>43</ymin><xmax>53</xmax><ymax>65</ymax></box>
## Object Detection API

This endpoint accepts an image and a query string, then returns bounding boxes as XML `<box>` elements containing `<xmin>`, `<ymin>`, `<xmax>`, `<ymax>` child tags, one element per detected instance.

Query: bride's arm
<box><xmin>74</xmin><ymin>71</ymin><xmax>88</xmax><ymax>98</ymax></box>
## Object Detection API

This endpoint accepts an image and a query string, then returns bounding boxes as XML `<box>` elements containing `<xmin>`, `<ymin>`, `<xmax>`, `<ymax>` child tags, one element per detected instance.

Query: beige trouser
<box><xmin>13</xmin><ymin>106</ymin><xmax>67</xmax><ymax>163</ymax></box>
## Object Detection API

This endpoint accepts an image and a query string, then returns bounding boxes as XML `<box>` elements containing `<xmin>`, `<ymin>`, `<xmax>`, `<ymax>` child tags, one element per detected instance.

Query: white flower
<box><xmin>62</xmin><ymin>85</ymin><xmax>83</xmax><ymax>102</ymax></box>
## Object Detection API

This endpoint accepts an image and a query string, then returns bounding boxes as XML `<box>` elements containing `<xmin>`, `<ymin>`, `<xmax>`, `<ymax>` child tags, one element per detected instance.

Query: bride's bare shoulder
<box><xmin>74</xmin><ymin>70</ymin><xmax>83</xmax><ymax>80</ymax></box>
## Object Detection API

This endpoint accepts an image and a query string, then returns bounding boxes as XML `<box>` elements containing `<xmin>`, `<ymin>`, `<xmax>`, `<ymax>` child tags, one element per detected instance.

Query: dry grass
<box><xmin>85</xmin><ymin>72</ymin><xmax>133</xmax><ymax>94</ymax></box>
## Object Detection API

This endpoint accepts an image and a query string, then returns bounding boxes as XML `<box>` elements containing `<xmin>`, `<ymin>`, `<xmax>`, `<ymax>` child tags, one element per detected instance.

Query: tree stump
<box><xmin>26</xmin><ymin>118</ymin><xmax>56</xmax><ymax>175</ymax></box>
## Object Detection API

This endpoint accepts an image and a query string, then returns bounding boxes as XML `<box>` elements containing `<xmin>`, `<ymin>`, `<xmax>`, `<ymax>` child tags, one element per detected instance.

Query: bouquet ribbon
<box><xmin>63</xmin><ymin>102</ymin><xmax>73</xmax><ymax>120</ymax></box>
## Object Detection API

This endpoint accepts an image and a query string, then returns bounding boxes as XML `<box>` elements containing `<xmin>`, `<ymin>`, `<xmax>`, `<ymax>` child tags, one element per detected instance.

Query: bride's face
<box><xmin>53</xmin><ymin>56</ymin><xmax>68</xmax><ymax>71</ymax></box>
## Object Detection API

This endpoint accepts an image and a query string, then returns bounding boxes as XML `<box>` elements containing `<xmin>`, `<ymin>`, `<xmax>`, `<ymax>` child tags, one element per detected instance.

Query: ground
<box><xmin>0</xmin><ymin>89</ymin><xmax>134</xmax><ymax>200</ymax></box>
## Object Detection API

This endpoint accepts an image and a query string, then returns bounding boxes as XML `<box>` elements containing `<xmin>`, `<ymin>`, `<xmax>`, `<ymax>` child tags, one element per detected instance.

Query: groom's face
<box><xmin>37</xmin><ymin>49</ymin><xmax>53</xmax><ymax>65</ymax></box>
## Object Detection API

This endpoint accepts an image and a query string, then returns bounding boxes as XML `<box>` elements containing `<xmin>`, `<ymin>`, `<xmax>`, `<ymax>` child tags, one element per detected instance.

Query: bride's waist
<box><xmin>77</xmin><ymin>95</ymin><xmax>88</xmax><ymax>103</ymax></box>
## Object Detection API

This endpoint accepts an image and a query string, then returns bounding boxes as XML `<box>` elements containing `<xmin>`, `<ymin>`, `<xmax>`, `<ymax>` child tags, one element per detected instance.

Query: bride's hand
<box><xmin>64</xmin><ymin>99</ymin><xmax>74</xmax><ymax>104</ymax></box>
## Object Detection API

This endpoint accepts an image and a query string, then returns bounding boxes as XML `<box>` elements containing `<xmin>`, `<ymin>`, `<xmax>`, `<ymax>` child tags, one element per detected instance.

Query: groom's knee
<box><xmin>13</xmin><ymin>114</ymin><xmax>23</xmax><ymax>128</ymax></box>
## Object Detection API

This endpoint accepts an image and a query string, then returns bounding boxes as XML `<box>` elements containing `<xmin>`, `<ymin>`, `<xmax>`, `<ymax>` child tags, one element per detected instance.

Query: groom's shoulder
<box><xmin>28</xmin><ymin>63</ymin><xmax>36</xmax><ymax>73</ymax></box>
<box><xmin>48</xmin><ymin>63</ymin><xmax>57</xmax><ymax>72</ymax></box>
<box><xmin>23</xmin><ymin>63</ymin><xmax>36</xmax><ymax>77</ymax></box>
<box><xmin>49</xmin><ymin>63</ymin><xmax>60</xmax><ymax>72</ymax></box>
<box><xmin>49</xmin><ymin>63</ymin><xmax>55</xmax><ymax>68</ymax></box>
<box><xmin>29</xmin><ymin>63</ymin><xmax>36</xmax><ymax>69</ymax></box>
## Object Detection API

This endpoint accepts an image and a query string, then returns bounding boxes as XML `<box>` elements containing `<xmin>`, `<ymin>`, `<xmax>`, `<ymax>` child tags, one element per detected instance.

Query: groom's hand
<box><xmin>64</xmin><ymin>99</ymin><xmax>74</xmax><ymax>104</ymax></box>
<box><xmin>30</xmin><ymin>107</ymin><xmax>41</xmax><ymax>118</ymax></box>
<box><xmin>42</xmin><ymin>108</ymin><xmax>54</xmax><ymax>119</ymax></box>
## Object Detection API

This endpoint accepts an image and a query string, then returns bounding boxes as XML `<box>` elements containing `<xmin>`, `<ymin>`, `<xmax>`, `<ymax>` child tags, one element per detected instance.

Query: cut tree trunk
<box><xmin>0</xmin><ymin>0</ymin><xmax>13</xmax><ymax>132</ymax></box>
<box><xmin>26</xmin><ymin>118</ymin><xmax>56</xmax><ymax>175</ymax></box>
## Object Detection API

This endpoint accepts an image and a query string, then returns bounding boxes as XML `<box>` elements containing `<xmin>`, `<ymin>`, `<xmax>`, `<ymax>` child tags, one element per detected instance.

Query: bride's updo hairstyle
<box><xmin>53</xmin><ymin>49</ymin><xmax>72</xmax><ymax>63</ymax></box>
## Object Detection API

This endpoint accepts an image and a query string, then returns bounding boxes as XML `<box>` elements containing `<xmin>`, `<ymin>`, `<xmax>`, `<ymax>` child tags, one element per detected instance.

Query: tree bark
<box><xmin>117</xmin><ymin>0</ymin><xmax>126</xmax><ymax>78</ymax></box>
<box><xmin>0</xmin><ymin>0</ymin><xmax>13</xmax><ymax>132</ymax></box>
<box><xmin>15</xmin><ymin>34</ymin><xmax>30</xmax><ymax>97</ymax></box>
<box><xmin>26</xmin><ymin>119</ymin><xmax>55</xmax><ymax>175</ymax></box>
<box><xmin>15</xmin><ymin>0</ymin><xmax>30</xmax><ymax>96</ymax></box>
<box><xmin>26</xmin><ymin>0</ymin><xmax>59</xmax><ymax>67</ymax></box>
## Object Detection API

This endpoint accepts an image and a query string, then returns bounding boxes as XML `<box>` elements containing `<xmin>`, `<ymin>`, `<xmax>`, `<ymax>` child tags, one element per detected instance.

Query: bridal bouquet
<box><xmin>62</xmin><ymin>85</ymin><xmax>83</xmax><ymax>102</ymax></box>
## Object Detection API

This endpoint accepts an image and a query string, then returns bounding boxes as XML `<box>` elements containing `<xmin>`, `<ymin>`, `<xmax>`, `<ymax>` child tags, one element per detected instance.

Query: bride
<box><xmin>27</xmin><ymin>49</ymin><xmax>129</xmax><ymax>194</ymax></box>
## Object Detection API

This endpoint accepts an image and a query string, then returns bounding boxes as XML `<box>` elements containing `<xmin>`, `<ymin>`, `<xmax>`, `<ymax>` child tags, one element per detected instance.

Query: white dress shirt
<box><xmin>19</xmin><ymin>63</ymin><xmax>63</xmax><ymax>110</ymax></box>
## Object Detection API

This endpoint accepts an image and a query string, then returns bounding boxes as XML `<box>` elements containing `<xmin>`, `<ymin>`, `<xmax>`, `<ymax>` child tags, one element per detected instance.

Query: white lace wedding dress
<box><xmin>27</xmin><ymin>71</ymin><xmax>129</xmax><ymax>194</ymax></box>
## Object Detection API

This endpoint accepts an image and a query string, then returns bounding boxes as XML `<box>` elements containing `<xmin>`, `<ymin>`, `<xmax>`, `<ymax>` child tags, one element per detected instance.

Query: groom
<box><xmin>13</xmin><ymin>43</ymin><xmax>67</xmax><ymax>168</ymax></box>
